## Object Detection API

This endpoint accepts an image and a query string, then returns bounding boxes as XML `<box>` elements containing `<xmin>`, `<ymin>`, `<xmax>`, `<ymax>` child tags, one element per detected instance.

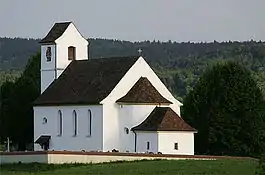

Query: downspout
<box><xmin>54</xmin><ymin>45</ymin><xmax>57</xmax><ymax>79</ymax></box>
<box><xmin>132</xmin><ymin>130</ymin><xmax>137</xmax><ymax>152</ymax></box>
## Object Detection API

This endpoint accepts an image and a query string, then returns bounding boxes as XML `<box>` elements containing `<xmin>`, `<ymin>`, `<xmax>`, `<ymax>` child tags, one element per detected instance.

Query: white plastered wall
<box><xmin>34</xmin><ymin>105</ymin><xmax>103</xmax><ymax>151</ymax></box>
<box><xmin>104</xmin><ymin>104</ymin><xmax>156</xmax><ymax>152</ymax></box>
<box><xmin>158</xmin><ymin>132</ymin><xmax>195</xmax><ymax>155</ymax></box>
<box><xmin>134</xmin><ymin>131</ymin><xmax>195</xmax><ymax>155</ymax></box>
<box><xmin>135</xmin><ymin>132</ymin><xmax>158</xmax><ymax>153</ymax></box>
<box><xmin>101</xmin><ymin>57</ymin><xmax>181</xmax><ymax>153</ymax></box>
<box><xmin>41</xmin><ymin>45</ymin><xmax>56</xmax><ymax>93</ymax></box>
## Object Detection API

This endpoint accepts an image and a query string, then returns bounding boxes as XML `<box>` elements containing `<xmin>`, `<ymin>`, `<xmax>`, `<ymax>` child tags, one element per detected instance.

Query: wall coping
<box><xmin>0</xmin><ymin>151</ymin><xmax>257</xmax><ymax>160</ymax></box>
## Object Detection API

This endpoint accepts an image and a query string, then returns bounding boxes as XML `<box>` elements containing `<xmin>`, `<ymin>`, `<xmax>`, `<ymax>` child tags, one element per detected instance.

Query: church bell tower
<box><xmin>39</xmin><ymin>22</ymin><xmax>89</xmax><ymax>93</ymax></box>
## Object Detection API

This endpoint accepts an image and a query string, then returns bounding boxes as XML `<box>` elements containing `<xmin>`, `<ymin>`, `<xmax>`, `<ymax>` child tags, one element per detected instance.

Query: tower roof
<box><xmin>40</xmin><ymin>22</ymin><xmax>71</xmax><ymax>44</ymax></box>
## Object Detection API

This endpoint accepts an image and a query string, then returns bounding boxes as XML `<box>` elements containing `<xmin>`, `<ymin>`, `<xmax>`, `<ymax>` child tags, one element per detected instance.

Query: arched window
<box><xmin>73</xmin><ymin>110</ymin><xmax>77</xmax><ymax>136</ymax></box>
<box><xmin>68</xmin><ymin>46</ymin><xmax>76</xmax><ymax>60</ymax></box>
<box><xmin>88</xmin><ymin>110</ymin><xmax>92</xmax><ymax>136</ymax></box>
<box><xmin>58</xmin><ymin>110</ymin><xmax>62</xmax><ymax>136</ymax></box>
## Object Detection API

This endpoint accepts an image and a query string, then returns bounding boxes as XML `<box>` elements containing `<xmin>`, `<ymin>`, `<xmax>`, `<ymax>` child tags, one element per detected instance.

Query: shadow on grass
<box><xmin>0</xmin><ymin>162</ymin><xmax>86</xmax><ymax>172</ymax></box>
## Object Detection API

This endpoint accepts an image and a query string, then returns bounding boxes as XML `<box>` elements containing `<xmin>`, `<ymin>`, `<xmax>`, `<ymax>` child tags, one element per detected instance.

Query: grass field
<box><xmin>0</xmin><ymin>159</ymin><xmax>259</xmax><ymax>175</ymax></box>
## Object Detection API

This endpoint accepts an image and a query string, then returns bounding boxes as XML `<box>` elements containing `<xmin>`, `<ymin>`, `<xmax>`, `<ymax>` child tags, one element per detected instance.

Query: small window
<box><xmin>174</xmin><ymin>143</ymin><xmax>178</xmax><ymax>150</ymax></box>
<box><xmin>68</xmin><ymin>46</ymin><xmax>76</xmax><ymax>60</ymax></box>
<box><xmin>46</xmin><ymin>47</ymin><xmax>52</xmax><ymax>62</ymax></box>
<box><xmin>147</xmin><ymin>141</ymin><xmax>150</xmax><ymax>150</ymax></box>
<box><xmin>73</xmin><ymin>110</ymin><xmax>77</xmax><ymax>136</ymax></box>
<box><xmin>43</xmin><ymin>117</ymin><xmax>48</xmax><ymax>124</ymax></box>
<box><xmin>58</xmin><ymin>110</ymin><xmax>62</xmax><ymax>136</ymax></box>
<box><xmin>88</xmin><ymin>110</ymin><xmax>92</xmax><ymax>137</ymax></box>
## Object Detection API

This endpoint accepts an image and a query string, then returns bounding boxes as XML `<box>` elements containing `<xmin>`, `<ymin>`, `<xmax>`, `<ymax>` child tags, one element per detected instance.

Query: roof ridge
<box><xmin>91</xmin><ymin>55</ymin><xmax>139</xmax><ymax>60</ymax></box>
<box><xmin>55</xmin><ymin>21</ymin><xmax>72</xmax><ymax>24</ymax></box>
<box><xmin>72</xmin><ymin>56</ymin><xmax>139</xmax><ymax>63</ymax></box>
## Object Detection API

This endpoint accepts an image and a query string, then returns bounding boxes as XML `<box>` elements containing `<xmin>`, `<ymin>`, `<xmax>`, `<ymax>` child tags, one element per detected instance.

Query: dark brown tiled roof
<box><xmin>132</xmin><ymin>107</ymin><xmax>197</xmax><ymax>132</ymax></box>
<box><xmin>116</xmin><ymin>77</ymin><xmax>172</xmax><ymax>104</ymax></box>
<box><xmin>39</xmin><ymin>22</ymin><xmax>71</xmax><ymax>43</ymax></box>
<box><xmin>34</xmin><ymin>56</ymin><xmax>138</xmax><ymax>106</ymax></box>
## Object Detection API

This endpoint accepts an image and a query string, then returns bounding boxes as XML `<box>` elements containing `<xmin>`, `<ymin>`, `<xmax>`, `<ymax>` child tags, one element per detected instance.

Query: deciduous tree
<box><xmin>0</xmin><ymin>53</ymin><xmax>40</xmax><ymax>150</ymax></box>
<box><xmin>182</xmin><ymin>61</ymin><xmax>265</xmax><ymax>157</ymax></box>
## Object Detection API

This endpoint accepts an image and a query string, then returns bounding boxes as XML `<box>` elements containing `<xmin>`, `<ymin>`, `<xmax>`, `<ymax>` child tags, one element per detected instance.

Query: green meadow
<box><xmin>0</xmin><ymin>159</ymin><xmax>258</xmax><ymax>175</ymax></box>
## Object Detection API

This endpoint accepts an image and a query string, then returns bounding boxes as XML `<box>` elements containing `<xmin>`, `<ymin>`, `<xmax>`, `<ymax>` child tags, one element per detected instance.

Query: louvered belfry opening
<box><xmin>68</xmin><ymin>46</ymin><xmax>76</xmax><ymax>60</ymax></box>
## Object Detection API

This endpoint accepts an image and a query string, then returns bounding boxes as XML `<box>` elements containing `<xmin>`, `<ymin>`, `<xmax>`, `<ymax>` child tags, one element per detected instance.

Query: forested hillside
<box><xmin>1</xmin><ymin>37</ymin><xmax>265</xmax><ymax>100</ymax></box>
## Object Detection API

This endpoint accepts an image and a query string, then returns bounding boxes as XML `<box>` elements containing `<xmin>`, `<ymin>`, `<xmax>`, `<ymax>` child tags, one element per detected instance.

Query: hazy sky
<box><xmin>0</xmin><ymin>0</ymin><xmax>265</xmax><ymax>42</ymax></box>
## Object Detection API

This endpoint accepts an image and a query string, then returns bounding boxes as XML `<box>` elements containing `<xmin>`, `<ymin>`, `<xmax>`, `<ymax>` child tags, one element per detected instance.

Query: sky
<box><xmin>0</xmin><ymin>0</ymin><xmax>265</xmax><ymax>42</ymax></box>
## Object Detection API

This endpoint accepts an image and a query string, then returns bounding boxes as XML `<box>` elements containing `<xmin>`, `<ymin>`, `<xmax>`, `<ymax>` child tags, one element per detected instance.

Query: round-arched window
<box><xmin>73</xmin><ymin>110</ymin><xmax>77</xmax><ymax>136</ymax></box>
<box><xmin>43</xmin><ymin>117</ymin><xmax>48</xmax><ymax>124</ymax></box>
<box><xmin>58</xmin><ymin>110</ymin><xmax>62</xmax><ymax>136</ymax></box>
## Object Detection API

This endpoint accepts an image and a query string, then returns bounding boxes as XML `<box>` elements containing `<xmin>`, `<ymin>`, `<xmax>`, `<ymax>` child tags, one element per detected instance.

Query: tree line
<box><xmin>1</xmin><ymin>37</ymin><xmax>265</xmax><ymax>99</ymax></box>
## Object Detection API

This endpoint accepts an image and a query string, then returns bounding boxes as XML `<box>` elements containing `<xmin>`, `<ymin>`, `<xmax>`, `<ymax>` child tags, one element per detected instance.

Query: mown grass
<box><xmin>0</xmin><ymin>159</ymin><xmax>258</xmax><ymax>175</ymax></box>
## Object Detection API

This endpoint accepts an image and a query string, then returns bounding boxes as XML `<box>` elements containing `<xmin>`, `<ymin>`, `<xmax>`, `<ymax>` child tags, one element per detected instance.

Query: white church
<box><xmin>33</xmin><ymin>22</ymin><xmax>197</xmax><ymax>155</ymax></box>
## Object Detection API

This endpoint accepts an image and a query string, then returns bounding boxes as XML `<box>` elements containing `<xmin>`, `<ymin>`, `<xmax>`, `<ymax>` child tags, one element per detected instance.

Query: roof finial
<box><xmin>138</xmin><ymin>48</ymin><xmax>143</xmax><ymax>56</ymax></box>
